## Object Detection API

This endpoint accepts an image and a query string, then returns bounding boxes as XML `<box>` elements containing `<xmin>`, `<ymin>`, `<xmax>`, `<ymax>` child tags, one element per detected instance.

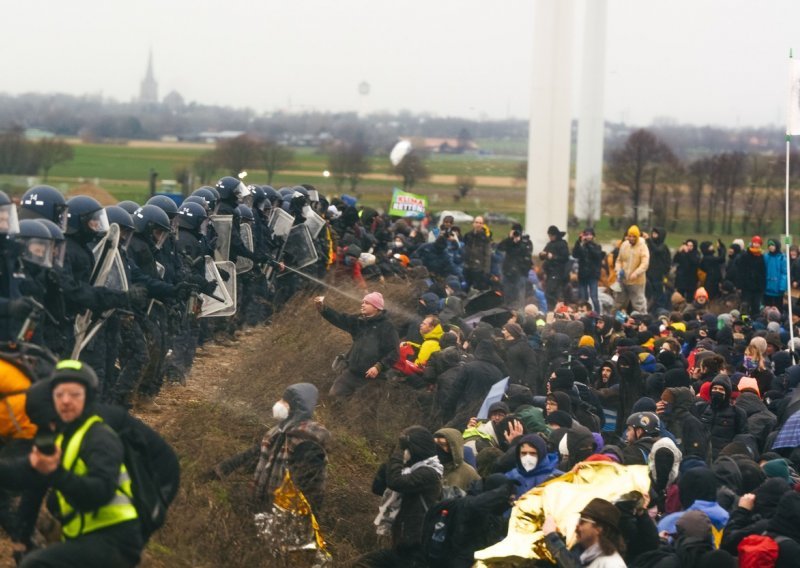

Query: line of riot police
<box><xmin>0</xmin><ymin>178</ymin><xmax>332</xmax><ymax>409</ymax></box>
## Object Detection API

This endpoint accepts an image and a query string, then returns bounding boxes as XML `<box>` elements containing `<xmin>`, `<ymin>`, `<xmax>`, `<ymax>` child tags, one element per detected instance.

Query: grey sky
<box><xmin>3</xmin><ymin>0</ymin><xmax>798</xmax><ymax>128</ymax></box>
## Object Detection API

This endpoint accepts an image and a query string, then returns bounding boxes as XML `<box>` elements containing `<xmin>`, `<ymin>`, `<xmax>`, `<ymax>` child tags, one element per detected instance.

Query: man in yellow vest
<box><xmin>23</xmin><ymin>360</ymin><xmax>142</xmax><ymax>567</ymax></box>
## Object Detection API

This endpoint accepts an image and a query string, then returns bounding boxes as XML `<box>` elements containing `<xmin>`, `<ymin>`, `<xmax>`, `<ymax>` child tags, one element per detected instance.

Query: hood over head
<box><xmin>434</xmin><ymin>427</ymin><xmax>467</xmax><ymax>468</ymax></box>
<box><xmin>400</xmin><ymin>425</ymin><xmax>438</xmax><ymax>464</ymax></box>
<box><xmin>283</xmin><ymin>383</ymin><xmax>319</xmax><ymax>422</ymax></box>
<box><xmin>679</xmin><ymin>467</ymin><xmax>719</xmax><ymax>509</ymax></box>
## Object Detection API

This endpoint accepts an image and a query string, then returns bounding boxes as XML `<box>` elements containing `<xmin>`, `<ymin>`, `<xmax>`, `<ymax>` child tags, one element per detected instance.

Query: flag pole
<box><xmin>787</xmin><ymin>48</ymin><xmax>795</xmax><ymax>358</ymax></box>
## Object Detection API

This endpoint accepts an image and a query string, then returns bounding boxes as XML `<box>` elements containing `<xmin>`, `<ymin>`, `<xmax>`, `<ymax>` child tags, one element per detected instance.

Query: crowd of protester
<box><xmin>1</xmin><ymin>175</ymin><xmax>800</xmax><ymax>567</ymax></box>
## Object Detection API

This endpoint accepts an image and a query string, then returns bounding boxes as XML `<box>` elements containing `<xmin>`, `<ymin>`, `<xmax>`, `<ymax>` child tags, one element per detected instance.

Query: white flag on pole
<box><xmin>789</xmin><ymin>55</ymin><xmax>800</xmax><ymax>135</ymax></box>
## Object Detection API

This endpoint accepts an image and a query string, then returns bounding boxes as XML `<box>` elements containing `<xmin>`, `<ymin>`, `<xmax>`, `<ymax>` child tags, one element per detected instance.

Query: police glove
<box><xmin>8</xmin><ymin>297</ymin><xmax>36</xmax><ymax>319</ymax></box>
<box><xmin>200</xmin><ymin>279</ymin><xmax>217</xmax><ymax>295</ymax></box>
<box><xmin>218</xmin><ymin>267</ymin><xmax>230</xmax><ymax>282</ymax></box>
<box><xmin>127</xmin><ymin>285</ymin><xmax>149</xmax><ymax>310</ymax></box>
<box><xmin>174</xmin><ymin>282</ymin><xmax>194</xmax><ymax>301</ymax></box>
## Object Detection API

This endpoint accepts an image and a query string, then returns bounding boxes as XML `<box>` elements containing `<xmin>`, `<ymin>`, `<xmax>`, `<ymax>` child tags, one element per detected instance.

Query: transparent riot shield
<box><xmin>210</xmin><ymin>214</ymin><xmax>233</xmax><ymax>262</ymax></box>
<box><xmin>212</xmin><ymin>260</ymin><xmax>237</xmax><ymax>317</ymax></box>
<box><xmin>303</xmin><ymin>209</ymin><xmax>326</xmax><ymax>239</ymax></box>
<box><xmin>199</xmin><ymin>257</ymin><xmax>237</xmax><ymax>317</ymax></box>
<box><xmin>73</xmin><ymin>224</ymin><xmax>121</xmax><ymax>358</ymax></box>
<box><xmin>268</xmin><ymin>208</ymin><xmax>294</xmax><ymax>239</ymax></box>
<box><xmin>104</xmin><ymin>250</ymin><xmax>129</xmax><ymax>292</ymax></box>
<box><xmin>236</xmin><ymin>223</ymin><xmax>255</xmax><ymax>274</ymax></box>
<box><xmin>277</xmin><ymin>224</ymin><xmax>318</xmax><ymax>277</ymax></box>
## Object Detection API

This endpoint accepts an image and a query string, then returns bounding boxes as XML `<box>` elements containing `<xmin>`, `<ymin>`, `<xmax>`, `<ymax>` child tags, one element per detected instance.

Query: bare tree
<box><xmin>35</xmin><ymin>138</ymin><xmax>74</xmax><ymax>181</ymax></box>
<box><xmin>687</xmin><ymin>157</ymin><xmax>712</xmax><ymax>233</ymax></box>
<box><xmin>454</xmin><ymin>176</ymin><xmax>476</xmax><ymax>202</ymax></box>
<box><xmin>708</xmin><ymin>152</ymin><xmax>747</xmax><ymax>234</ymax></box>
<box><xmin>607</xmin><ymin>129</ymin><xmax>679</xmax><ymax>225</ymax></box>
<box><xmin>327</xmin><ymin>141</ymin><xmax>370</xmax><ymax>192</ymax></box>
<box><xmin>193</xmin><ymin>152</ymin><xmax>219</xmax><ymax>186</ymax></box>
<box><xmin>258</xmin><ymin>140</ymin><xmax>295</xmax><ymax>184</ymax></box>
<box><xmin>393</xmin><ymin>153</ymin><xmax>429</xmax><ymax>190</ymax></box>
<box><xmin>212</xmin><ymin>134</ymin><xmax>260</xmax><ymax>176</ymax></box>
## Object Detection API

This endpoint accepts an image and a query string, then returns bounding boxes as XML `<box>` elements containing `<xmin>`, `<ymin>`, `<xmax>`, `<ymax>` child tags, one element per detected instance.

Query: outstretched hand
<box><xmin>504</xmin><ymin>419</ymin><xmax>524</xmax><ymax>444</ymax></box>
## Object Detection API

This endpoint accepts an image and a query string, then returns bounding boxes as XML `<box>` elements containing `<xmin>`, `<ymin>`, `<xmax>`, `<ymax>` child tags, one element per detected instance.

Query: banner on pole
<box><xmin>388</xmin><ymin>188</ymin><xmax>427</xmax><ymax>219</ymax></box>
<box><xmin>789</xmin><ymin>55</ymin><xmax>800</xmax><ymax>135</ymax></box>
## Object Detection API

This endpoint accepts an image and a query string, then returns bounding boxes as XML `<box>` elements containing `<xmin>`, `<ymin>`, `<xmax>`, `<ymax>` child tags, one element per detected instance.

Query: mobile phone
<box><xmin>34</xmin><ymin>432</ymin><xmax>57</xmax><ymax>456</ymax></box>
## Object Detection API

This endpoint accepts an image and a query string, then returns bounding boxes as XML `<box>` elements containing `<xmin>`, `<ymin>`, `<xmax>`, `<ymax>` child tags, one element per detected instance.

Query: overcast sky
<box><xmin>3</xmin><ymin>0</ymin><xmax>798</xmax><ymax>128</ymax></box>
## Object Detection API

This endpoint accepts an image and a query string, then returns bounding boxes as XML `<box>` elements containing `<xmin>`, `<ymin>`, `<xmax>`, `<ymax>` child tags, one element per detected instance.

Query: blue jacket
<box><xmin>504</xmin><ymin>434</ymin><xmax>562</xmax><ymax>500</ymax></box>
<box><xmin>765</xmin><ymin>251</ymin><xmax>788</xmax><ymax>296</ymax></box>
<box><xmin>658</xmin><ymin>499</ymin><xmax>729</xmax><ymax>547</ymax></box>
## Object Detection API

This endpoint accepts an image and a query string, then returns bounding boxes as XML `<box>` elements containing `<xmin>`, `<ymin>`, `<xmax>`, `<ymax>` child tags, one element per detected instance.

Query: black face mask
<box><xmin>436</xmin><ymin>447</ymin><xmax>453</xmax><ymax>464</ymax></box>
<box><xmin>710</xmin><ymin>392</ymin><xmax>726</xmax><ymax>408</ymax></box>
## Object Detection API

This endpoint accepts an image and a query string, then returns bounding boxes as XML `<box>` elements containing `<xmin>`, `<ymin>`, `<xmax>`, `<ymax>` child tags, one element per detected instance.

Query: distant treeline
<box><xmin>0</xmin><ymin>92</ymin><xmax>786</xmax><ymax>159</ymax></box>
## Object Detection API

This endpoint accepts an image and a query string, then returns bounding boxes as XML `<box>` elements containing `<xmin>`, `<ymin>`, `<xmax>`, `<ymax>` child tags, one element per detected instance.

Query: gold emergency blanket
<box><xmin>474</xmin><ymin>461</ymin><xmax>650</xmax><ymax>566</ymax></box>
<box><xmin>272</xmin><ymin>470</ymin><xmax>329</xmax><ymax>554</ymax></box>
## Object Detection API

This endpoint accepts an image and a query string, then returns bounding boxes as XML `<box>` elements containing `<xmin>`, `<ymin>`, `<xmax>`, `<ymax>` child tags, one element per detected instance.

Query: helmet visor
<box><xmin>86</xmin><ymin>209</ymin><xmax>109</xmax><ymax>234</ymax></box>
<box><xmin>0</xmin><ymin>204</ymin><xmax>20</xmax><ymax>236</ymax></box>
<box><xmin>199</xmin><ymin>218</ymin><xmax>209</xmax><ymax>237</ymax></box>
<box><xmin>234</xmin><ymin>181</ymin><xmax>249</xmax><ymax>203</ymax></box>
<box><xmin>53</xmin><ymin>241</ymin><xmax>66</xmax><ymax>268</ymax></box>
<box><xmin>152</xmin><ymin>227</ymin><xmax>168</xmax><ymax>250</ymax></box>
<box><xmin>20</xmin><ymin>237</ymin><xmax>54</xmax><ymax>268</ymax></box>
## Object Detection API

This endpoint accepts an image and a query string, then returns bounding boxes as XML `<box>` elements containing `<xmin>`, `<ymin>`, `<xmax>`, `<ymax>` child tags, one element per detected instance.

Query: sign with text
<box><xmin>389</xmin><ymin>188</ymin><xmax>427</xmax><ymax>219</ymax></box>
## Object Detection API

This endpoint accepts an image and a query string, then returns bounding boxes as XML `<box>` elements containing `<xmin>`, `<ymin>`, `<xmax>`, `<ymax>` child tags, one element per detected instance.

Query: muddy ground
<box><xmin>45</xmin><ymin>280</ymin><xmax>431</xmax><ymax>567</ymax></box>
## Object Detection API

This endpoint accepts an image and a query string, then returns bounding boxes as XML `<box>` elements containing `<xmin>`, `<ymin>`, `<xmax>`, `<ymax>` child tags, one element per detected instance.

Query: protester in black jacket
<box><xmin>497</xmin><ymin>226</ymin><xmax>533</xmax><ymax>309</ymax></box>
<box><xmin>540</xmin><ymin>225</ymin><xmax>570</xmax><ymax>307</ymax></box>
<box><xmin>501</xmin><ymin>323</ymin><xmax>541</xmax><ymax>394</ymax></box>
<box><xmin>646</xmin><ymin>226</ymin><xmax>671</xmax><ymax>310</ymax></box>
<box><xmin>442</xmin><ymin>474</ymin><xmax>515</xmax><ymax>568</ymax></box>
<box><xmin>735</xmin><ymin>236</ymin><xmax>767</xmax><ymax>317</ymax></box>
<box><xmin>444</xmin><ymin>339</ymin><xmax>505</xmax><ymax>429</ymax></box>
<box><xmin>698</xmin><ymin>374</ymin><xmax>748</xmax><ymax>460</ymax></box>
<box><xmin>699</xmin><ymin>240</ymin><xmax>726</xmax><ymax>300</ymax></box>
<box><xmin>316</xmin><ymin>292</ymin><xmax>399</xmax><ymax>398</ymax></box>
<box><xmin>673</xmin><ymin>239</ymin><xmax>700</xmax><ymax>301</ymax></box>
<box><xmin>572</xmin><ymin>228</ymin><xmax>604</xmax><ymax>313</ymax></box>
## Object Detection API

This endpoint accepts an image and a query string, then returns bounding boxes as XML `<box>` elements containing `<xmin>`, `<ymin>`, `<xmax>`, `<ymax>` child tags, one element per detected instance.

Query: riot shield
<box><xmin>277</xmin><ymin>224</ymin><xmax>318</xmax><ymax>277</ymax></box>
<box><xmin>199</xmin><ymin>257</ymin><xmax>237</xmax><ymax>317</ymax></box>
<box><xmin>72</xmin><ymin>224</ymin><xmax>121</xmax><ymax>358</ymax></box>
<box><xmin>303</xmin><ymin>209</ymin><xmax>326</xmax><ymax>239</ymax></box>
<box><xmin>236</xmin><ymin>223</ymin><xmax>254</xmax><ymax>274</ymax></box>
<box><xmin>268</xmin><ymin>208</ymin><xmax>294</xmax><ymax>239</ymax></box>
<box><xmin>104</xmin><ymin>250</ymin><xmax>129</xmax><ymax>292</ymax></box>
<box><xmin>210</xmin><ymin>214</ymin><xmax>233</xmax><ymax>262</ymax></box>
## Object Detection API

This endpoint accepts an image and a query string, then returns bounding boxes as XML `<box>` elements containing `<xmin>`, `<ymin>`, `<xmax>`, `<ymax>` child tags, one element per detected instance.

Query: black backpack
<box><xmin>113</xmin><ymin>418</ymin><xmax>180</xmax><ymax>542</ymax></box>
<box><xmin>421</xmin><ymin>498</ymin><xmax>461</xmax><ymax>565</ymax></box>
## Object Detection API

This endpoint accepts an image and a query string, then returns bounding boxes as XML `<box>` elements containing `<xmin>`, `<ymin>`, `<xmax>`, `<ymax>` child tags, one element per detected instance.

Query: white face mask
<box><xmin>520</xmin><ymin>455</ymin><xmax>538</xmax><ymax>472</ymax></box>
<box><xmin>272</xmin><ymin>401</ymin><xmax>289</xmax><ymax>421</ymax></box>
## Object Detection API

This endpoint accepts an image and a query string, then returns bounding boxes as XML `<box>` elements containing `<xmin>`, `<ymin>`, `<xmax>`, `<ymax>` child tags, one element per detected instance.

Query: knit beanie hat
<box><xmin>762</xmin><ymin>459</ymin><xmax>793</xmax><ymax>485</ymax></box>
<box><xmin>546</xmin><ymin>410</ymin><xmax>572</xmax><ymax>429</ymax></box>
<box><xmin>737</xmin><ymin>377</ymin><xmax>760</xmax><ymax>397</ymax></box>
<box><xmin>578</xmin><ymin>335</ymin><xmax>596</xmax><ymax>348</ymax></box>
<box><xmin>362</xmin><ymin>292</ymin><xmax>385</xmax><ymax>311</ymax></box>
<box><xmin>676</xmin><ymin>510</ymin><xmax>712</xmax><ymax>539</ymax></box>
<box><xmin>503</xmin><ymin>322</ymin><xmax>524</xmax><ymax>340</ymax></box>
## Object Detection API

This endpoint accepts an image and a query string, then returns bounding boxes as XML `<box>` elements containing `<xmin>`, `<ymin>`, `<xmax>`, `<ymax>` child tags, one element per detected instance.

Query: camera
<box><xmin>34</xmin><ymin>432</ymin><xmax>57</xmax><ymax>456</ymax></box>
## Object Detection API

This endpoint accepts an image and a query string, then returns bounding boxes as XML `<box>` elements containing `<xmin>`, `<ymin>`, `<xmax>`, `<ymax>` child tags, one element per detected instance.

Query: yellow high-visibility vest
<box><xmin>56</xmin><ymin>415</ymin><xmax>138</xmax><ymax>539</ymax></box>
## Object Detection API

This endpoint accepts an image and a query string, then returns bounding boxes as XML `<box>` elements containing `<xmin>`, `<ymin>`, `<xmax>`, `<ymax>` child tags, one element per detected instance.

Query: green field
<box><xmin>2</xmin><ymin>141</ymin><xmax>752</xmax><ymax>249</ymax></box>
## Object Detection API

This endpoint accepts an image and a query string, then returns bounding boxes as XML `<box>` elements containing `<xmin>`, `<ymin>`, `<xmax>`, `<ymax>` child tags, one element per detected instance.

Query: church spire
<box><xmin>139</xmin><ymin>49</ymin><xmax>159</xmax><ymax>104</ymax></box>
